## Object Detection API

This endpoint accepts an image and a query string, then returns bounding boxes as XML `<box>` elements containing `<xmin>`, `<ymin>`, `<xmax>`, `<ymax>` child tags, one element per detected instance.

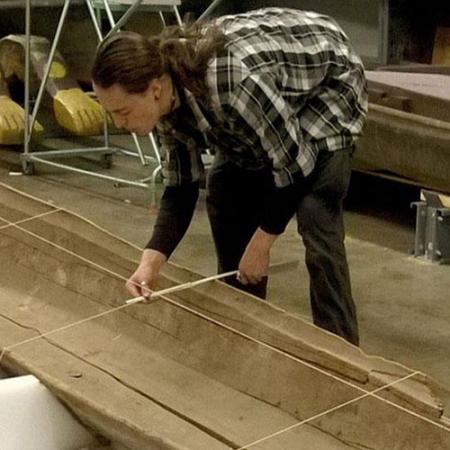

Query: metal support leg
<box><xmin>30</xmin><ymin>0</ymin><xmax>71</xmax><ymax>131</ymax></box>
<box><xmin>412</xmin><ymin>200</ymin><xmax>450</xmax><ymax>264</ymax></box>
<box><xmin>24</xmin><ymin>0</ymin><xmax>31</xmax><ymax>155</ymax></box>
<box><xmin>198</xmin><ymin>0</ymin><xmax>223</xmax><ymax>21</ymax></box>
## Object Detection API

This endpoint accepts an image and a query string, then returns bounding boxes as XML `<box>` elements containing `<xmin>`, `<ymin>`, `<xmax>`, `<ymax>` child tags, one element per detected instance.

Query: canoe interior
<box><xmin>0</xmin><ymin>183</ymin><xmax>449</xmax><ymax>450</ymax></box>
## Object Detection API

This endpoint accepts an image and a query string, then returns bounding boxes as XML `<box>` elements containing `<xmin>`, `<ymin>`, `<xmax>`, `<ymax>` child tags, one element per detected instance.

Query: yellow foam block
<box><xmin>53</xmin><ymin>88</ymin><xmax>104</xmax><ymax>136</ymax></box>
<box><xmin>0</xmin><ymin>95</ymin><xmax>44</xmax><ymax>145</ymax></box>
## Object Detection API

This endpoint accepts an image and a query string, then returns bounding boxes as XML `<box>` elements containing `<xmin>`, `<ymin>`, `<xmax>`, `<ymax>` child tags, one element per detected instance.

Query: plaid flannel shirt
<box><xmin>157</xmin><ymin>7</ymin><xmax>368</xmax><ymax>188</ymax></box>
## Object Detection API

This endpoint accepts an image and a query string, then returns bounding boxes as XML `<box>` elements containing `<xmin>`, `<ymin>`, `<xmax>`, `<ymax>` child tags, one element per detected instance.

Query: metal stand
<box><xmin>21</xmin><ymin>0</ymin><xmax>181</xmax><ymax>200</ymax></box>
<box><xmin>412</xmin><ymin>190</ymin><xmax>450</xmax><ymax>264</ymax></box>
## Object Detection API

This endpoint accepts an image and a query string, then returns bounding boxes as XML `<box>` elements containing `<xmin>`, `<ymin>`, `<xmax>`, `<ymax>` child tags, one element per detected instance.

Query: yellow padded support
<box><xmin>53</xmin><ymin>88</ymin><xmax>104</xmax><ymax>136</ymax></box>
<box><xmin>0</xmin><ymin>95</ymin><xmax>44</xmax><ymax>145</ymax></box>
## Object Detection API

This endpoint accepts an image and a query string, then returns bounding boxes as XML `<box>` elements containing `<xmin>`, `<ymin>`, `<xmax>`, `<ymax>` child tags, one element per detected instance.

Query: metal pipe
<box><xmin>158</xmin><ymin>11</ymin><xmax>166</xmax><ymax>27</ymax></box>
<box><xmin>85</xmin><ymin>0</ymin><xmax>112</xmax><ymax>155</ymax></box>
<box><xmin>24</xmin><ymin>0</ymin><xmax>31</xmax><ymax>154</ymax></box>
<box><xmin>29</xmin><ymin>156</ymin><xmax>149</xmax><ymax>188</ymax></box>
<box><xmin>26</xmin><ymin>147</ymin><xmax>112</xmax><ymax>157</ymax></box>
<box><xmin>85</xmin><ymin>0</ymin><xmax>104</xmax><ymax>41</ymax></box>
<box><xmin>148</xmin><ymin>132</ymin><xmax>162</xmax><ymax>165</ymax></box>
<box><xmin>101</xmin><ymin>0</ymin><xmax>116</xmax><ymax>28</ymax></box>
<box><xmin>173</xmin><ymin>4</ymin><xmax>182</xmax><ymax>26</ymax></box>
<box><xmin>104</xmin><ymin>0</ymin><xmax>143</xmax><ymax>40</ymax></box>
<box><xmin>30</xmin><ymin>0</ymin><xmax>71</xmax><ymax>131</ymax></box>
<box><xmin>99</xmin><ymin>0</ymin><xmax>149</xmax><ymax>167</ymax></box>
<box><xmin>198</xmin><ymin>0</ymin><xmax>222</xmax><ymax>21</ymax></box>
<box><xmin>131</xmin><ymin>134</ymin><xmax>148</xmax><ymax>166</ymax></box>
<box><xmin>118</xmin><ymin>149</ymin><xmax>156</xmax><ymax>163</ymax></box>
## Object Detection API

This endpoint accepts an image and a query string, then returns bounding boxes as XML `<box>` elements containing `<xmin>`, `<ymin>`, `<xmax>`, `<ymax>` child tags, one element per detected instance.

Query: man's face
<box><xmin>93</xmin><ymin>81</ymin><xmax>162</xmax><ymax>136</ymax></box>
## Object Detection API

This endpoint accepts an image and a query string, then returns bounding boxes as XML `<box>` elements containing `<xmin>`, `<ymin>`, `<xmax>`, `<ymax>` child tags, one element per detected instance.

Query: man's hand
<box><xmin>126</xmin><ymin>249</ymin><xmax>167</xmax><ymax>299</ymax></box>
<box><xmin>238</xmin><ymin>228</ymin><xmax>278</xmax><ymax>285</ymax></box>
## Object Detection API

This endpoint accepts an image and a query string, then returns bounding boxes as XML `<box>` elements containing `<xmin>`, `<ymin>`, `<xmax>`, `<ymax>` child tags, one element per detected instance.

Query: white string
<box><xmin>0</xmin><ymin>208</ymin><xmax>62</xmax><ymax>230</ymax></box>
<box><xmin>0</xmin><ymin>207</ymin><xmax>449</xmax><ymax>438</ymax></box>
<box><xmin>0</xmin><ymin>181</ymin><xmax>143</xmax><ymax>251</ymax></box>
<box><xmin>1</xmin><ymin>302</ymin><xmax>131</xmax><ymax>354</ymax></box>
<box><xmin>126</xmin><ymin>270</ymin><xmax>238</xmax><ymax>305</ymax></box>
<box><xmin>236</xmin><ymin>371</ymin><xmax>421</xmax><ymax>449</ymax></box>
<box><xmin>1</xmin><ymin>214</ymin><xmax>131</xmax><ymax>284</ymax></box>
<box><xmin>135</xmin><ymin>294</ymin><xmax>450</xmax><ymax>437</ymax></box>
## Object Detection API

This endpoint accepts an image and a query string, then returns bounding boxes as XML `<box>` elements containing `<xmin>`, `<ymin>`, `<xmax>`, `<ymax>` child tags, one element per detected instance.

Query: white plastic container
<box><xmin>0</xmin><ymin>375</ymin><xmax>94</xmax><ymax>450</ymax></box>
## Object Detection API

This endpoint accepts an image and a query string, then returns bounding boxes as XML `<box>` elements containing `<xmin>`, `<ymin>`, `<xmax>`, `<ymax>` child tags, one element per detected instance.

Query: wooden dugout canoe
<box><xmin>0</xmin><ymin>182</ymin><xmax>449</xmax><ymax>449</ymax></box>
<box><xmin>354</xmin><ymin>71</ymin><xmax>450</xmax><ymax>194</ymax></box>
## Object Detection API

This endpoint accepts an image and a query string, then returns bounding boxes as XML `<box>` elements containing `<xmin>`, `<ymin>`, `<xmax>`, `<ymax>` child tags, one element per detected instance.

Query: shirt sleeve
<box><xmin>146</xmin><ymin>122</ymin><xmax>203</xmax><ymax>256</ymax></box>
<box><xmin>146</xmin><ymin>182</ymin><xmax>199</xmax><ymax>257</ymax></box>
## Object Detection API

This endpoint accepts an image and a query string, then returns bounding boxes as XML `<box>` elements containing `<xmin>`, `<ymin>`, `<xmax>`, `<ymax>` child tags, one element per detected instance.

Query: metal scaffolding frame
<box><xmin>21</xmin><ymin>0</ymin><xmax>182</xmax><ymax>195</ymax></box>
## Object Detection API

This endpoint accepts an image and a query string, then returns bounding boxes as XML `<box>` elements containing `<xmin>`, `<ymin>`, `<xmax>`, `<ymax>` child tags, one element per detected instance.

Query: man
<box><xmin>92</xmin><ymin>8</ymin><xmax>368</xmax><ymax>345</ymax></box>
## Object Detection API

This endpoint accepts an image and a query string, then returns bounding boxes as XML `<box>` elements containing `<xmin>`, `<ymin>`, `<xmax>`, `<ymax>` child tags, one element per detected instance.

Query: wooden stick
<box><xmin>125</xmin><ymin>259</ymin><xmax>299</xmax><ymax>306</ymax></box>
<box><xmin>126</xmin><ymin>270</ymin><xmax>238</xmax><ymax>305</ymax></box>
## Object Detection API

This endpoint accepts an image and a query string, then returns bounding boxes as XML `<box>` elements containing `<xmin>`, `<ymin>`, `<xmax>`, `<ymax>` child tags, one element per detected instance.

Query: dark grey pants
<box><xmin>206</xmin><ymin>149</ymin><xmax>359</xmax><ymax>346</ymax></box>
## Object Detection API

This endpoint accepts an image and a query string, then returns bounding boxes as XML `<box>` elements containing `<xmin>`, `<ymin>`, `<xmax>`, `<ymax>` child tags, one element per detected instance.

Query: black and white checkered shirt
<box><xmin>157</xmin><ymin>7</ymin><xmax>368</xmax><ymax>188</ymax></box>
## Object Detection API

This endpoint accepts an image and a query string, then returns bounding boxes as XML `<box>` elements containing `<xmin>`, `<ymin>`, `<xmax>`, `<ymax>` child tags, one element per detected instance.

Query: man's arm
<box><xmin>127</xmin><ymin>182</ymin><xmax>199</xmax><ymax>298</ymax></box>
<box><xmin>146</xmin><ymin>182</ymin><xmax>200</xmax><ymax>256</ymax></box>
<box><xmin>126</xmin><ymin>118</ymin><xmax>204</xmax><ymax>297</ymax></box>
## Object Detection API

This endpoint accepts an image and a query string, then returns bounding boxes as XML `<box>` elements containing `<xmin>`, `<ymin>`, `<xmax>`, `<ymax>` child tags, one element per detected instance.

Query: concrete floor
<box><xmin>0</xmin><ymin>135</ymin><xmax>449</xmax><ymax>412</ymax></box>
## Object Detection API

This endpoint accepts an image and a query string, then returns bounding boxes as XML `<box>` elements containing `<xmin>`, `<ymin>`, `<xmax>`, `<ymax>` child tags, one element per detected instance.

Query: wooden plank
<box><xmin>366</xmin><ymin>72</ymin><xmax>450</xmax><ymax>102</ymax></box>
<box><xmin>374</xmin><ymin>64</ymin><xmax>450</xmax><ymax>76</ymax></box>
<box><xmin>366</xmin><ymin>71</ymin><xmax>450</xmax><ymax>124</ymax></box>
<box><xmin>355</xmin><ymin>103</ymin><xmax>450</xmax><ymax>194</ymax></box>
<box><xmin>368</xmin><ymin>87</ymin><xmax>412</xmax><ymax>112</ymax></box>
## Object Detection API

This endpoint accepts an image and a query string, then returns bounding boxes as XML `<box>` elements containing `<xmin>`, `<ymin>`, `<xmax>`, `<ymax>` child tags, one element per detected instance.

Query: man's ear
<box><xmin>149</xmin><ymin>78</ymin><xmax>162</xmax><ymax>101</ymax></box>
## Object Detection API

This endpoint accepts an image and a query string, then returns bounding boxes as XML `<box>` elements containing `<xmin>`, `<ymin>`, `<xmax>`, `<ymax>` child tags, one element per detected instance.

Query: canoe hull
<box><xmin>0</xmin><ymin>183</ymin><xmax>449</xmax><ymax>449</ymax></box>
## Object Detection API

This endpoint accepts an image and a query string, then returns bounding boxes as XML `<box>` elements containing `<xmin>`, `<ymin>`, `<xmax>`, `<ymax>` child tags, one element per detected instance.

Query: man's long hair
<box><xmin>91</xmin><ymin>22</ymin><xmax>226</xmax><ymax>100</ymax></box>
